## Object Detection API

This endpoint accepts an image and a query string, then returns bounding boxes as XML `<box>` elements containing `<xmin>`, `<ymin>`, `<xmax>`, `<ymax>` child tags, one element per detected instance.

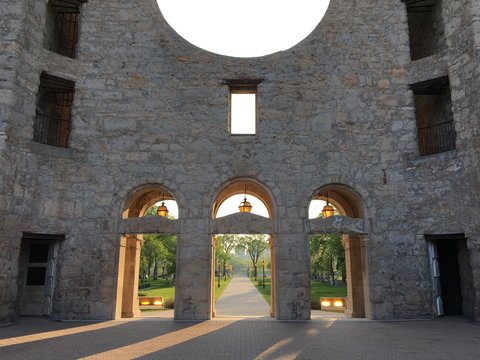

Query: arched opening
<box><xmin>210</xmin><ymin>178</ymin><xmax>276</xmax><ymax>318</ymax></box>
<box><xmin>308</xmin><ymin>184</ymin><xmax>370</xmax><ymax>319</ymax></box>
<box><xmin>116</xmin><ymin>185</ymin><xmax>179</xmax><ymax>319</ymax></box>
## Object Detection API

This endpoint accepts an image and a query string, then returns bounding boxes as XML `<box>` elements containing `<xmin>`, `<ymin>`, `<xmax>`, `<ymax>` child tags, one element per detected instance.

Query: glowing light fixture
<box><xmin>321</xmin><ymin>192</ymin><xmax>335</xmax><ymax>218</ymax></box>
<box><xmin>239</xmin><ymin>185</ymin><xmax>252</xmax><ymax>213</ymax></box>
<box><xmin>321</xmin><ymin>300</ymin><xmax>331</xmax><ymax>307</ymax></box>
<box><xmin>157</xmin><ymin>192</ymin><xmax>169</xmax><ymax>217</ymax></box>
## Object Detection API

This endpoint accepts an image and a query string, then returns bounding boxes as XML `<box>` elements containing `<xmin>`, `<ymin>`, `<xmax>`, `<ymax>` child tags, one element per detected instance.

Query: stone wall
<box><xmin>0</xmin><ymin>0</ymin><xmax>478</xmax><ymax>322</ymax></box>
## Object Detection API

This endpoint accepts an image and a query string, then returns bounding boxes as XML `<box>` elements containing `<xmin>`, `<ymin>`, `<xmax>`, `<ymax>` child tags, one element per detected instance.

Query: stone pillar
<box><xmin>361</xmin><ymin>236</ymin><xmax>372</xmax><ymax>319</ymax></box>
<box><xmin>114</xmin><ymin>236</ymin><xmax>126</xmax><ymax>319</ymax></box>
<box><xmin>275</xmin><ymin>230</ymin><xmax>310</xmax><ymax>321</ymax></box>
<box><xmin>211</xmin><ymin>235</ymin><xmax>216</xmax><ymax>317</ymax></box>
<box><xmin>174</xmin><ymin>219</ymin><xmax>211</xmax><ymax>321</ymax></box>
<box><xmin>269</xmin><ymin>235</ymin><xmax>276</xmax><ymax>317</ymax></box>
<box><xmin>344</xmin><ymin>235</ymin><xmax>365</xmax><ymax>318</ymax></box>
<box><xmin>465</xmin><ymin>235</ymin><xmax>480</xmax><ymax>323</ymax></box>
<box><xmin>121</xmin><ymin>235</ymin><xmax>142</xmax><ymax>318</ymax></box>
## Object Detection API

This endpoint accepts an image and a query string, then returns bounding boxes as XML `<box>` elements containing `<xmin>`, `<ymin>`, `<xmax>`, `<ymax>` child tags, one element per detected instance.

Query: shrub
<box><xmin>164</xmin><ymin>297</ymin><xmax>175</xmax><ymax>309</ymax></box>
<box><xmin>138</xmin><ymin>292</ymin><xmax>147</xmax><ymax>297</ymax></box>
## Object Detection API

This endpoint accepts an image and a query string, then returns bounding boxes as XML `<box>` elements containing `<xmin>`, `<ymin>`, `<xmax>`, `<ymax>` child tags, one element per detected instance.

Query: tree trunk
<box><xmin>153</xmin><ymin>260</ymin><xmax>158</xmax><ymax>280</ymax></box>
<box><xmin>223</xmin><ymin>259</ymin><xmax>227</xmax><ymax>281</ymax></box>
<box><xmin>329</xmin><ymin>258</ymin><xmax>335</xmax><ymax>285</ymax></box>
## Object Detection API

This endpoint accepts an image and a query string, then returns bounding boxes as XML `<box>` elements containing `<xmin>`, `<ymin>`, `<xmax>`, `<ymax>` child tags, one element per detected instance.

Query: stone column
<box><xmin>465</xmin><ymin>235</ymin><xmax>480</xmax><ymax>323</ymax></box>
<box><xmin>269</xmin><ymin>235</ymin><xmax>276</xmax><ymax>317</ymax></box>
<box><xmin>275</xmin><ymin>228</ymin><xmax>310</xmax><ymax>320</ymax></box>
<box><xmin>175</xmin><ymin>219</ymin><xmax>211</xmax><ymax>321</ymax></box>
<box><xmin>211</xmin><ymin>235</ymin><xmax>216</xmax><ymax>317</ymax></box>
<box><xmin>121</xmin><ymin>235</ymin><xmax>142</xmax><ymax>318</ymax></box>
<box><xmin>114</xmin><ymin>236</ymin><xmax>126</xmax><ymax>319</ymax></box>
<box><xmin>344</xmin><ymin>235</ymin><xmax>365</xmax><ymax>318</ymax></box>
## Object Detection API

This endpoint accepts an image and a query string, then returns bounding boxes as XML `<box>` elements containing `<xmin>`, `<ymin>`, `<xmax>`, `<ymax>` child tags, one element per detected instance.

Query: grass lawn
<box><xmin>250</xmin><ymin>278</ymin><xmax>347</xmax><ymax>309</ymax></box>
<box><xmin>250</xmin><ymin>277</ymin><xmax>271</xmax><ymax>304</ymax></box>
<box><xmin>214</xmin><ymin>277</ymin><xmax>232</xmax><ymax>301</ymax></box>
<box><xmin>311</xmin><ymin>282</ymin><xmax>347</xmax><ymax>303</ymax></box>
<box><xmin>139</xmin><ymin>278</ymin><xmax>175</xmax><ymax>299</ymax></box>
<box><xmin>139</xmin><ymin>277</ymin><xmax>232</xmax><ymax>302</ymax></box>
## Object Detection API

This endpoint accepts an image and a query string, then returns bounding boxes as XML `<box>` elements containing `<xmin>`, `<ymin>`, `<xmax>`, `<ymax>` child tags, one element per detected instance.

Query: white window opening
<box><xmin>231</xmin><ymin>91</ymin><xmax>256</xmax><ymax>135</ymax></box>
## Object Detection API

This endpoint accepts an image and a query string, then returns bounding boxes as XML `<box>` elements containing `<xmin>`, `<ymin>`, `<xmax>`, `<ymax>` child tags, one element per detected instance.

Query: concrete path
<box><xmin>215</xmin><ymin>275</ymin><xmax>270</xmax><ymax>318</ymax></box>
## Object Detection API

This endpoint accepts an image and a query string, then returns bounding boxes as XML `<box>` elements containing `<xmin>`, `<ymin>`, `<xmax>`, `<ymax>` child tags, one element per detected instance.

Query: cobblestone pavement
<box><xmin>0</xmin><ymin>316</ymin><xmax>478</xmax><ymax>359</ymax></box>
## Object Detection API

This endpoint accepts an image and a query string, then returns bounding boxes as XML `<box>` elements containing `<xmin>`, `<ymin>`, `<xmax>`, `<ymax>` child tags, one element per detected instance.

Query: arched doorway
<box><xmin>308</xmin><ymin>184</ymin><xmax>370</xmax><ymax>318</ymax></box>
<box><xmin>210</xmin><ymin>178</ymin><xmax>277</xmax><ymax>318</ymax></box>
<box><xmin>115</xmin><ymin>185</ymin><xmax>179</xmax><ymax>319</ymax></box>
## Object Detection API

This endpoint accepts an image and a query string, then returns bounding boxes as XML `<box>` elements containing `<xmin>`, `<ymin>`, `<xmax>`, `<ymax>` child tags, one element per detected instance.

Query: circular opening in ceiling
<box><xmin>156</xmin><ymin>0</ymin><xmax>331</xmax><ymax>58</ymax></box>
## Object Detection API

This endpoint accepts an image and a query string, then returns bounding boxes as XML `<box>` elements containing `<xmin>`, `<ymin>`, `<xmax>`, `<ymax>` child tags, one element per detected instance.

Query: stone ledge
<box><xmin>210</xmin><ymin>212</ymin><xmax>275</xmax><ymax>234</ymax></box>
<box><xmin>119</xmin><ymin>216</ymin><xmax>178</xmax><ymax>234</ymax></box>
<box><xmin>308</xmin><ymin>216</ymin><xmax>366</xmax><ymax>235</ymax></box>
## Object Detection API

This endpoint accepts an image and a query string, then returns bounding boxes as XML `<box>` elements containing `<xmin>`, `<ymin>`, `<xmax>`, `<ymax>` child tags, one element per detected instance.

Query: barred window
<box><xmin>403</xmin><ymin>0</ymin><xmax>445</xmax><ymax>60</ymax></box>
<box><xmin>34</xmin><ymin>72</ymin><xmax>75</xmax><ymax>148</ymax></box>
<box><xmin>46</xmin><ymin>0</ymin><xmax>87</xmax><ymax>58</ymax></box>
<box><xmin>410</xmin><ymin>76</ymin><xmax>455</xmax><ymax>156</ymax></box>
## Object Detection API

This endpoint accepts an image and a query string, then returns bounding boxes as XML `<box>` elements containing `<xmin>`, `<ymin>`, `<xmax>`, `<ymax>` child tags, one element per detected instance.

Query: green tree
<box><xmin>310</xmin><ymin>233</ymin><xmax>345</xmax><ymax>285</ymax></box>
<box><xmin>215</xmin><ymin>234</ymin><xmax>237</xmax><ymax>280</ymax></box>
<box><xmin>236</xmin><ymin>234</ymin><xmax>269</xmax><ymax>280</ymax></box>
<box><xmin>140</xmin><ymin>205</ymin><xmax>177</xmax><ymax>281</ymax></box>
<box><xmin>140</xmin><ymin>234</ymin><xmax>176</xmax><ymax>281</ymax></box>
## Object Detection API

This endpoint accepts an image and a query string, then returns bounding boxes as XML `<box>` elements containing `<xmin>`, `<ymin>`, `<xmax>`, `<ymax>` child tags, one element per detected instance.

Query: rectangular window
<box><xmin>34</xmin><ymin>72</ymin><xmax>75</xmax><ymax>148</ymax></box>
<box><xmin>223</xmin><ymin>79</ymin><xmax>263</xmax><ymax>136</ymax></box>
<box><xmin>403</xmin><ymin>0</ymin><xmax>445</xmax><ymax>60</ymax></box>
<box><xmin>45</xmin><ymin>0</ymin><xmax>87</xmax><ymax>58</ymax></box>
<box><xmin>410</xmin><ymin>76</ymin><xmax>455</xmax><ymax>156</ymax></box>
<box><xmin>230</xmin><ymin>90</ymin><xmax>256</xmax><ymax>135</ymax></box>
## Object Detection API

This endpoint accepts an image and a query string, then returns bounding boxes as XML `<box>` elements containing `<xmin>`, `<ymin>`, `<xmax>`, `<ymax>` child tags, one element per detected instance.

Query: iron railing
<box><xmin>51</xmin><ymin>12</ymin><xmax>80</xmax><ymax>58</ymax></box>
<box><xmin>33</xmin><ymin>114</ymin><xmax>71</xmax><ymax>148</ymax></box>
<box><xmin>418</xmin><ymin>120</ymin><xmax>455</xmax><ymax>155</ymax></box>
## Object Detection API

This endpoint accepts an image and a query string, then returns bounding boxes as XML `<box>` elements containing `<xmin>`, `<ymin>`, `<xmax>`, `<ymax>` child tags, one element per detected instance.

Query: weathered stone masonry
<box><xmin>0</xmin><ymin>0</ymin><xmax>479</xmax><ymax>323</ymax></box>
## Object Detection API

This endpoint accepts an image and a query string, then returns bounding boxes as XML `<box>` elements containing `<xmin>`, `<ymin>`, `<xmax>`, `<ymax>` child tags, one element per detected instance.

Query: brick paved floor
<box><xmin>0</xmin><ymin>316</ymin><xmax>478</xmax><ymax>359</ymax></box>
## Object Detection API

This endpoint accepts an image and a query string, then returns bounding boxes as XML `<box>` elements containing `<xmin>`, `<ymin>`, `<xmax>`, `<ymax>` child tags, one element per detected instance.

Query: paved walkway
<box><xmin>215</xmin><ymin>275</ymin><xmax>270</xmax><ymax>318</ymax></box>
<box><xmin>0</xmin><ymin>316</ymin><xmax>478</xmax><ymax>359</ymax></box>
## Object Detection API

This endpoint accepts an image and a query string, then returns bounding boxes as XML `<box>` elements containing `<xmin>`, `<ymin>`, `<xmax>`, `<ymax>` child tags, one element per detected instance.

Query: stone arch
<box><xmin>310</xmin><ymin>183</ymin><xmax>364</xmax><ymax>218</ymax></box>
<box><xmin>211</xmin><ymin>177</ymin><xmax>276</xmax><ymax>219</ymax></box>
<box><xmin>122</xmin><ymin>183</ymin><xmax>180</xmax><ymax>219</ymax></box>
<box><xmin>115</xmin><ymin>184</ymin><xmax>179</xmax><ymax>319</ymax></box>
<box><xmin>309</xmin><ymin>183</ymin><xmax>371</xmax><ymax>319</ymax></box>
<box><xmin>209</xmin><ymin>178</ymin><xmax>277</xmax><ymax>318</ymax></box>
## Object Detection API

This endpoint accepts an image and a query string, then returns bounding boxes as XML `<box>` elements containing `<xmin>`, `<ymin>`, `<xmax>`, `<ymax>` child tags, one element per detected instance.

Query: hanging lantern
<box><xmin>321</xmin><ymin>202</ymin><xmax>334</xmax><ymax>218</ymax></box>
<box><xmin>156</xmin><ymin>201</ymin><xmax>169</xmax><ymax>217</ymax></box>
<box><xmin>321</xmin><ymin>192</ymin><xmax>334</xmax><ymax>218</ymax></box>
<box><xmin>239</xmin><ymin>185</ymin><xmax>252</xmax><ymax>213</ymax></box>
<box><xmin>156</xmin><ymin>192</ymin><xmax>169</xmax><ymax>217</ymax></box>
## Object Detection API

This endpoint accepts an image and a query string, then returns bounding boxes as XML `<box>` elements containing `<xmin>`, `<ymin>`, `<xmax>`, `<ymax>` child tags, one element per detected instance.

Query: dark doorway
<box><xmin>436</xmin><ymin>240</ymin><xmax>463</xmax><ymax>315</ymax></box>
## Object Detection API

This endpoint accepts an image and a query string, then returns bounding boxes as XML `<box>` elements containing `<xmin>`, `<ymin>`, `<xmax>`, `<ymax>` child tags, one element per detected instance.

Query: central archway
<box><xmin>210</xmin><ymin>178</ymin><xmax>277</xmax><ymax>318</ymax></box>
